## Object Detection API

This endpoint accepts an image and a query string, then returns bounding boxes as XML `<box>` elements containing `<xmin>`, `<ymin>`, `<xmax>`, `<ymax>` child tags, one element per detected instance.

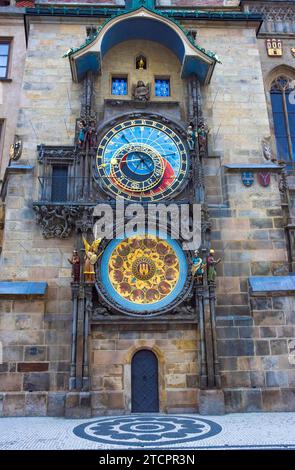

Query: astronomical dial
<box><xmin>99</xmin><ymin>233</ymin><xmax>188</xmax><ymax>314</ymax></box>
<box><xmin>96</xmin><ymin>118</ymin><xmax>188</xmax><ymax>201</ymax></box>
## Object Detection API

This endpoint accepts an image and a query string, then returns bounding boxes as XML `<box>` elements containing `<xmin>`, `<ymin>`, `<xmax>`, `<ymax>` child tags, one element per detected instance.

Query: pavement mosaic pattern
<box><xmin>73</xmin><ymin>415</ymin><xmax>222</xmax><ymax>447</ymax></box>
<box><xmin>0</xmin><ymin>413</ymin><xmax>294</xmax><ymax>449</ymax></box>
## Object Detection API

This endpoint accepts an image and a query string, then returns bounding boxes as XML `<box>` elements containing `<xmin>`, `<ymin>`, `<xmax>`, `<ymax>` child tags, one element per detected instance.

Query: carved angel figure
<box><xmin>132</xmin><ymin>81</ymin><xmax>150</xmax><ymax>102</ymax></box>
<box><xmin>83</xmin><ymin>237</ymin><xmax>103</xmax><ymax>283</ymax></box>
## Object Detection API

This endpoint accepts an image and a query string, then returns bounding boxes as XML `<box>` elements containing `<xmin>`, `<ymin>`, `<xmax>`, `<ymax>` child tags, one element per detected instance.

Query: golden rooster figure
<box><xmin>83</xmin><ymin>237</ymin><xmax>103</xmax><ymax>283</ymax></box>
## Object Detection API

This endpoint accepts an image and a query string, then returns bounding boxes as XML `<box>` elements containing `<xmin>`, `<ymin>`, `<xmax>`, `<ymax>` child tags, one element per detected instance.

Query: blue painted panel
<box><xmin>224</xmin><ymin>164</ymin><xmax>280</xmax><ymax>170</ymax></box>
<box><xmin>112</xmin><ymin>77</ymin><xmax>128</xmax><ymax>95</ymax></box>
<box><xmin>8</xmin><ymin>165</ymin><xmax>34</xmax><ymax>170</ymax></box>
<box><xmin>249</xmin><ymin>276</ymin><xmax>295</xmax><ymax>293</ymax></box>
<box><xmin>155</xmin><ymin>79</ymin><xmax>170</xmax><ymax>97</ymax></box>
<box><xmin>0</xmin><ymin>282</ymin><xmax>47</xmax><ymax>296</ymax></box>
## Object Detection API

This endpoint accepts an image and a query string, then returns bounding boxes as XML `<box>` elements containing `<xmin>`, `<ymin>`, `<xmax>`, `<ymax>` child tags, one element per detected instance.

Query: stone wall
<box><xmin>0</xmin><ymin>169</ymin><xmax>73</xmax><ymax>415</ymax></box>
<box><xmin>213</xmin><ymin>172</ymin><xmax>287</xmax><ymax>293</ymax></box>
<box><xmin>217</xmin><ymin>295</ymin><xmax>295</xmax><ymax>412</ymax></box>
<box><xmin>204</xmin><ymin>152</ymin><xmax>295</xmax><ymax>411</ymax></box>
<box><xmin>190</xmin><ymin>24</ymin><xmax>271</xmax><ymax>163</ymax></box>
<box><xmin>90</xmin><ymin>324</ymin><xmax>199</xmax><ymax>414</ymax></box>
<box><xmin>0</xmin><ymin>296</ymin><xmax>69</xmax><ymax>416</ymax></box>
<box><xmin>0</xmin><ymin>14</ymin><xmax>26</xmax><ymax>180</ymax></box>
<box><xmin>14</xmin><ymin>22</ymin><xmax>91</xmax><ymax>150</ymax></box>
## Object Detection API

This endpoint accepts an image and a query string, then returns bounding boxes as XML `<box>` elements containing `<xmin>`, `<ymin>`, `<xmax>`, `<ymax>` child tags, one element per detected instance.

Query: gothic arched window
<box><xmin>270</xmin><ymin>75</ymin><xmax>295</xmax><ymax>162</ymax></box>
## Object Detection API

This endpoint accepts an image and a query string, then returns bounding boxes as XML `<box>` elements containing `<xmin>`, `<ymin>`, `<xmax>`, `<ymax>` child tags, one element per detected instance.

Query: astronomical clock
<box><xmin>94</xmin><ymin>116</ymin><xmax>194</xmax><ymax>318</ymax></box>
<box><xmin>96</xmin><ymin>118</ymin><xmax>189</xmax><ymax>202</ymax></box>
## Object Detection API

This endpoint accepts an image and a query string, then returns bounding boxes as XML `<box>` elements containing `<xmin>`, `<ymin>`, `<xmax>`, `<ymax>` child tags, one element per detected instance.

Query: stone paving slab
<box><xmin>0</xmin><ymin>413</ymin><xmax>294</xmax><ymax>450</ymax></box>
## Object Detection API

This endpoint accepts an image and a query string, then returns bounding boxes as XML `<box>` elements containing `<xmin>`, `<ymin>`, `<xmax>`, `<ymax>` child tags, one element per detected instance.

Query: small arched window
<box><xmin>270</xmin><ymin>75</ymin><xmax>295</xmax><ymax>162</ymax></box>
<box><xmin>136</xmin><ymin>54</ymin><xmax>147</xmax><ymax>70</ymax></box>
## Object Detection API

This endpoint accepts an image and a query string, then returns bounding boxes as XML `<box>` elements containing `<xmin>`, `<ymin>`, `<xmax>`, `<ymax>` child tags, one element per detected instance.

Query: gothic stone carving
<box><xmin>33</xmin><ymin>204</ymin><xmax>80</xmax><ymax>239</ymax></box>
<box><xmin>33</xmin><ymin>205</ymin><xmax>95</xmax><ymax>239</ymax></box>
<box><xmin>37</xmin><ymin>145</ymin><xmax>76</xmax><ymax>164</ymax></box>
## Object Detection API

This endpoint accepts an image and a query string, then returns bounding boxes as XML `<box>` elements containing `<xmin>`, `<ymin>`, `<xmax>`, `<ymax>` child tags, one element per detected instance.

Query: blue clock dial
<box><xmin>97</xmin><ymin>119</ymin><xmax>188</xmax><ymax>201</ymax></box>
<box><xmin>126</xmin><ymin>152</ymin><xmax>154</xmax><ymax>175</ymax></box>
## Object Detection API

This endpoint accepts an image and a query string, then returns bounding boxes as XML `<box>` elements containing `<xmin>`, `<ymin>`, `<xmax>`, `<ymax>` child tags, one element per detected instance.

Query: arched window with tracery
<box><xmin>270</xmin><ymin>76</ymin><xmax>295</xmax><ymax>163</ymax></box>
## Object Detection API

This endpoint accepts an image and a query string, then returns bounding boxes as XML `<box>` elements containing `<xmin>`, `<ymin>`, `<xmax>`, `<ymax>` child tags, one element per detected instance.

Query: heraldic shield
<box><xmin>258</xmin><ymin>172</ymin><xmax>271</xmax><ymax>187</ymax></box>
<box><xmin>241</xmin><ymin>172</ymin><xmax>254</xmax><ymax>187</ymax></box>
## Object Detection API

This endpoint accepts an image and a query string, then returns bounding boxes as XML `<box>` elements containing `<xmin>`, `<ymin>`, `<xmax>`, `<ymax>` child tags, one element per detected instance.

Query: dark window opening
<box><xmin>155</xmin><ymin>78</ymin><xmax>170</xmax><ymax>97</ymax></box>
<box><xmin>271</xmin><ymin>76</ymin><xmax>295</xmax><ymax>164</ymax></box>
<box><xmin>51</xmin><ymin>165</ymin><xmax>68</xmax><ymax>202</ymax></box>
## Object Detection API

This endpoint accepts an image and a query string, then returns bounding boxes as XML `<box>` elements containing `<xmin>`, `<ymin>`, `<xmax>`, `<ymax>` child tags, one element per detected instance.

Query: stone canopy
<box><xmin>67</xmin><ymin>7</ymin><xmax>219</xmax><ymax>84</ymax></box>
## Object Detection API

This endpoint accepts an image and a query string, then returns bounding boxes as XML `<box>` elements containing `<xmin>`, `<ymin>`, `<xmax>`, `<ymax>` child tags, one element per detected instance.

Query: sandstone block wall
<box><xmin>193</xmin><ymin>24</ymin><xmax>271</xmax><ymax>163</ymax></box>
<box><xmin>0</xmin><ymin>16</ymin><xmax>26</xmax><ymax>180</ymax></box>
<box><xmin>212</xmin><ymin>172</ymin><xmax>287</xmax><ymax>312</ymax></box>
<box><xmin>0</xmin><ymin>297</ymin><xmax>69</xmax><ymax>416</ymax></box>
<box><xmin>90</xmin><ymin>325</ymin><xmax>199</xmax><ymax>414</ymax></box>
<box><xmin>217</xmin><ymin>295</ymin><xmax>295</xmax><ymax>412</ymax></box>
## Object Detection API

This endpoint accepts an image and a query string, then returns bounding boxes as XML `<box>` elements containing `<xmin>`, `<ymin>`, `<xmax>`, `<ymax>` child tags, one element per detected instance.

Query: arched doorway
<box><xmin>131</xmin><ymin>350</ymin><xmax>159</xmax><ymax>412</ymax></box>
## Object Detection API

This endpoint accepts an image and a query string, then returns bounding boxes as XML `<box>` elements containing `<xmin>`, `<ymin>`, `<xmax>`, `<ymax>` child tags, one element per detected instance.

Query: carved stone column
<box><xmin>202</xmin><ymin>284</ymin><xmax>215</xmax><ymax>388</ymax></box>
<box><xmin>209</xmin><ymin>284</ymin><xmax>221</xmax><ymax>387</ymax></box>
<box><xmin>197</xmin><ymin>285</ymin><xmax>207</xmax><ymax>388</ymax></box>
<box><xmin>69</xmin><ymin>283</ymin><xmax>79</xmax><ymax>390</ymax></box>
<box><xmin>80</xmin><ymin>71</ymin><xmax>97</xmax><ymax>201</ymax></box>
<box><xmin>82</xmin><ymin>284</ymin><xmax>92</xmax><ymax>391</ymax></box>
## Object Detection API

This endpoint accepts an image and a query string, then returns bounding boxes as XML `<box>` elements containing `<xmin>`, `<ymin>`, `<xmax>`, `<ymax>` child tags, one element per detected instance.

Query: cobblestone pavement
<box><xmin>0</xmin><ymin>413</ymin><xmax>294</xmax><ymax>450</ymax></box>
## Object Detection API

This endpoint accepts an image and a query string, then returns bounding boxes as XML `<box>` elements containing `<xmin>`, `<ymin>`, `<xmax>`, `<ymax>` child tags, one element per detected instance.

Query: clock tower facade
<box><xmin>1</xmin><ymin>1</ymin><xmax>295</xmax><ymax>417</ymax></box>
